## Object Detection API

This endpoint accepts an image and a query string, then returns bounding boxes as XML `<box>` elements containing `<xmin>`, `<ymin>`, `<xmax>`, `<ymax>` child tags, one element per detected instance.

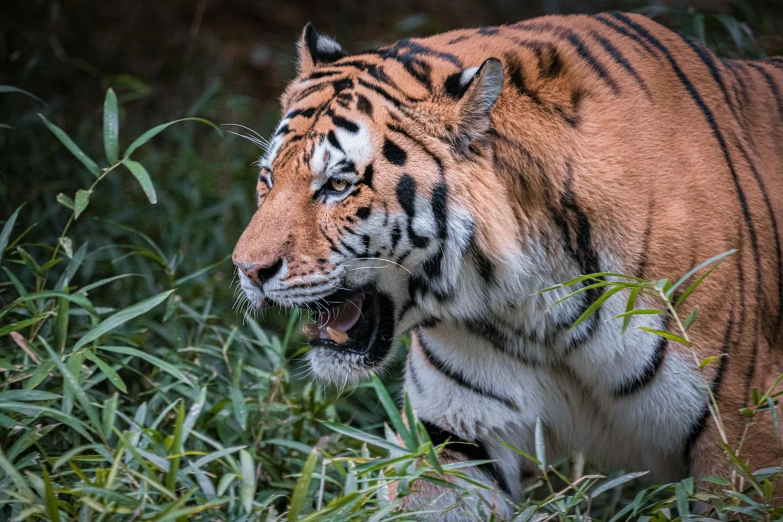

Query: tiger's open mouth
<box><xmin>301</xmin><ymin>287</ymin><xmax>396</xmax><ymax>379</ymax></box>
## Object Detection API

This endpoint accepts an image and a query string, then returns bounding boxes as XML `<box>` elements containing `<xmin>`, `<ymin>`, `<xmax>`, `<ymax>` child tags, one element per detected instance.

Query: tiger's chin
<box><xmin>303</xmin><ymin>287</ymin><xmax>397</xmax><ymax>384</ymax></box>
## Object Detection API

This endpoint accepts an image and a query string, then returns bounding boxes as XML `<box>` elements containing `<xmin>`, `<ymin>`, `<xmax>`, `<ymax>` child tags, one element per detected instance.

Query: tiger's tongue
<box><xmin>316</xmin><ymin>295</ymin><xmax>363</xmax><ymax>339</ymax></box>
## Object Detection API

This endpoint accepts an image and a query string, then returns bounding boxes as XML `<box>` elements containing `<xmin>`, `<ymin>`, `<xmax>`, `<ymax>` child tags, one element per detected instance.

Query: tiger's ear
<box><xmin>297</xmin><ymin>23</ymin><xmax>347</xmax><ymax>75</ymax></box>
<box><xmin>445</xmin><ymin>58</ymin><xmax>504</xmax><ymax>142</ymax></box>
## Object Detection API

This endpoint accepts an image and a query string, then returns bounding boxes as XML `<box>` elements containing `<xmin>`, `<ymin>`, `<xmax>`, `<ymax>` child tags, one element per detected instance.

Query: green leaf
<box><xmin>39</xmin><ymin>114</ymin><xmax>101</xmax><ymax>177</ymax></box>
<box><xmin>58</xmin><ymin>236</ymin><xmax>73</xmax><ymax>258</ymax></box>
<box><xmin>321</xmin><ymin>421</ymin><xmax>407</xmax><ymax>454</ymax></box>
<box><xmin>123</xmin><ymin>118</ymin><xmax>220</xmax><ymax>159</ymax></box>
<box><xmin>74</xmin><ymin>189</ymin><xmax>91</xmax><ymax>220</ymax></box>
<box><xmin>534</xmin><ymin>417</ymin><xmax>546</xmax><ymax>473</ymax></box>
<box><xmin>182</xmin><ymin>387</ymin><xmax>206</xmax><ymax>445</ymax></box>
<box><xmin>0</xmin><ymin>401</ymin><xmax>93</xmax><ymax>440</ymax></box>
<box><xmin>0</xmin><ymin>448</ymin><xmax>35</xmax><ymax>500</ymax></box>
<box><xmin>102</xmin><ymin>393</ymin><xmax>118</xmax><ymax>439</ymax></box>
<box><xmin>42</xmin><ymin>341</ymin><xmax>103</xmax><ymax>434</ymax></box>
<box><xmin>83</xmin><ymin>350</ymin><xmax>127</xmax><ymax>393</ymax></box>
<box><xmin>496</xmin><ymin>440</ymin><xmax>540</xmax><ymax>466</ymax></box>
<box><xmin>591</xmin><ymin>471</ymin><xmax>648</xmax><ymax>498</ymax></box>
<box><xmin>41</xmin><ymin>465</ymin><xmax>62</xmax><ymax>522</ymax></box>
<box><xmin>0</xmin><ymin>315</ymin><xmax>47</xmax><ymax>337</ymax></box>
<box><xmin>230</xmin><ymin>386</ymin><xmax>247</xmax><ymax>431</ymax></box>
<box><xmin>699</xmin><ymin>354</ymin><xmax>725</xmax><ymax>370</ymax></box>
<box><xmin>288</xmin><ymin>448</ymin><xmax>318</xmax><ymax>522</ymax></box>
<box><xmin>239</xmin><ymin>449</ymin><xmax>256</xmax><ymax>515</ymax></box>
<box><xmin>56</xmin><ymin>193</ymin><xmax>74</xmax><ymax>210</ymax></box>
<box><xmin>637</xmin><ymin>327</ymin><xmax>692</xmax><ymax>347</ymax></box>
<box><xmin>166</xmin><ymin>401</ymin><xmax>185</xmax><ymax>492</ymax></box>
<box><xmin>0</xmin><ymin>390</ymin><xmax>59</xmax><ymax>401</ymax></box>
<box><xmin>123</xmin><ymin>159</ymin><xmax>157</xmax><ymax>204</ymax></box>
<box><xmin>667</xmin><ymin>250</ymin><xmax>737</xmax><ymax>299</ymax></box>
<box><xmin>683</xmin><ymin>307</ymin><xmax>699</xmax><ymax>330</ymax></box>
<box><xmin>675</xmin><ymin>482</ymin><xmax>690</xmax><ymax>520</ymax></box>
<box><xmin>74</xmin><ymin>289</ymin><xmax>174</xmax><ymax>349</ymax></box>
<box><xmin>0</xmin><ymin>205</ymin><xmax>23</xmax><ymax>265</ymax></box>
<box><xmin>0</xmin><ymin>85</ymin><xmax>44</xmax><ymax>103</ymax></box>
<box><xmin>569</xmin><ymin>286</ymin><xmax>625</xmax><ymax>331</ymax></box>
<box><xmin>103</xmin><ymin>88</ymin><xmax>119</xmax><ymax>163</ymax></box>
<box><xmin>372</xmin><ymin>373</ymin><xmax>415</xmax><ymax>450</ymax></box>
<box><xmin>675</xmin><ymin>265</ymin><xmax>720</xmax><ymax>308</ymax></box>
<box><xmin>621</xmin><ymin>287</ymin><xmax>641</xmax><ymax>333</ymax></box>
<box><xmin>97</xmin><ymin>345</ymin><xmax>192</xmax><ymax>386</ymax></box>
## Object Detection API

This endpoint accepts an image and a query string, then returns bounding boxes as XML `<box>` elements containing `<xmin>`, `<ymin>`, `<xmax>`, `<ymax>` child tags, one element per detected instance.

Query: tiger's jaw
<box><xmin>302</xmin><ymin>287</ymin><xmax>397</xmax><ymax>382</ymax></box>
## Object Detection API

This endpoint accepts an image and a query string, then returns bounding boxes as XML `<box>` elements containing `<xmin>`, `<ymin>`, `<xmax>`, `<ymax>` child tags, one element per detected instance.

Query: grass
<box><xmin>2</xmin><ymin>3</ymin><xmax>783</xmax><ymax>520</ymax></box>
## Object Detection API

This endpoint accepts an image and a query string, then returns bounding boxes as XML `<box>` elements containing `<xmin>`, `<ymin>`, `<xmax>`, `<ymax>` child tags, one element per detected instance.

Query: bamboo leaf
<box><xmin>621</xmin><ymin>287</ymin><xmax>641</xmax><ymax>333</ymax></box>
<box><xmin>0</xmin><ymin>85</ymin><xmax>44</xmax><ymax>103</ymax></box>
<box><xmin>97</xmin><ymin>345</ymin><xmax>192</xmax><ymax>386</ymax></box>
<box><xmin>321</xmin><ymin>421</ymin><xmax>407</xmax><ymax>454</ymax></box>
<box><xmin>103</xmin><ymin>88</ymin><xmax>119</xmax><ymax>163</ymax></box>
<box><xmin>39</xmin><ymin>114</ymin><xmax>101</xmax><ymax>177</ymax></box>
<box><xmin>239</xmin><ymin>449</ymin><xmax>256</xmax><ymax>515</ymax></box>
<box><xmin>667</xmin><ymin>250</ymin><xmax>737</xmax><ymax>299</ymax></box>
<box><xmin>56</xmin><ymin>193</ymin><xmax>74</xmax><ymax>209</ymax></box>
<box><xmin>637</xmin><ymin>327</ymin><xmax>692</xmax><ymax>346</ymax></box>
<box><xmin>73</xmin><ymin>289</ymin><xmax>174</xmax><ymax>349</ymax></box>
<box><xmin>534</xmin><ymin>417</ymin><xmax>546</xmax><ymax>473</ymax></box>
<box><xmin>288</xmin><ymin>448</ymin><xmax>318</xmax><ymax>521</ymax></box>
<box><xmin>684</xmin><ymin>307</ymin><xmax>699</xmax><ymax>330</ymax></box>
<box><xmin>123</xmin><ymin>159</ymin><xmax>157</xmax><ymax>204</ymax></box>
<box><xmin>0</xmin><ymin>205</ymin><xmax>23</xmax><ymax>264</ymax></box>
<box><xmin>83</xmin><ymin>350</ymin><xmax>127</xmax><ymax>393</ymax></box>
<box><xmin>123</xmin><ymin>118</ymin><xmax>220</xmax><ymax>159</ymax></box>
<box><xmin>0</xmin><ymin>315</ymin><xmax>47</xmax><ymax>337</ymax></box>
<box><xmin>74</xmin><ymin>189</ymin><xmax>92</xmax><ymax>220</ymax></box>
<box><xmin>591</xmin><ymin>471</ymin><xmax>648</xmax><ymax>498</ymax></box>
<box><xmin>372</xmin><ymin>373</ymin><xmax>415</xmax><ymax>450</ymax></box>
<box><xmin>42</xmin><ymin>341</ymin><xmax>103</xmax><ymax>433</ymax></box>
<box><xmin>166</xmin><ymin>401</ymin><xmax>185</xmax><ymax>491</ymax></box>
<box><xmin>569</xmin><ymin>286</ymin><xmax>625</xmax><ymax>331</ymax></box>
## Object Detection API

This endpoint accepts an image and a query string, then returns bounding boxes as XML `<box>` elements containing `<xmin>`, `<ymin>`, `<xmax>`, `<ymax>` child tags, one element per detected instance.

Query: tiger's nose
<box><xmin>237</xmin><ymin>259</ymin><xmax>283</xmax><ymax>288</ymax></box>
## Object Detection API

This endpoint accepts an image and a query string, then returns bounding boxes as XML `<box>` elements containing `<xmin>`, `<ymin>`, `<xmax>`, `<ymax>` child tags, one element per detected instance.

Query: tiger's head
<box><xmin>233</xmin><ymin>24</ymin><xmax>518</xmax><ymax>382</ymax></box>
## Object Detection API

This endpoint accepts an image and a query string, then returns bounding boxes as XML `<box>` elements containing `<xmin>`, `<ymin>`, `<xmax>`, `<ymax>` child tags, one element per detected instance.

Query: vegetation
<box><xmin>2</xmin><ymin>2</ymin><xmax>783</xmax><ymax>520</ymax></box>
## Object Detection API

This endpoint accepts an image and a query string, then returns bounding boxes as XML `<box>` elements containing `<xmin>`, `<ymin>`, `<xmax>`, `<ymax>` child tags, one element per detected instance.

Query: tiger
<box><xmin>232</xmin><ymin>11</ymin><xmax>783</xmax><ymax>518</ymax></box>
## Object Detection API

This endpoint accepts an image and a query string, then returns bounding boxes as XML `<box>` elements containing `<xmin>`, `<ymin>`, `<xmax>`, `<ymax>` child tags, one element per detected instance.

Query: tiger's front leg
<box><xmin>392</xmin><ymin>331</ymin><xmax>571</xmax><ymax>520</ymax></box>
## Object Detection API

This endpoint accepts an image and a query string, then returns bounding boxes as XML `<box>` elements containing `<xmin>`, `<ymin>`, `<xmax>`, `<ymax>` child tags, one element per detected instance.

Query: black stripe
<box><xmin>680</xmin><ymin>35</ymin><xmax>782</xmax><ymax>337</ymax></box>
<box><xmin>723</xmin><ymin>60</ymin><xmax>750</xmax><ymax>112</ymax></box>
<box><xmin>406</xmin><ymin>352</ymin><xmax>423</xmax><ymax>394</ymax></box>
<box><xmin>593</xmin><ymin>13</ymin><xmax>659</xmax><ymax>59</ymax></box>
<box><xmin>418</xmin><ymin>335</ymin><xmax>519</xmax><ymax>411</ymax></box>
<box><xmin>612</xmin><ymin>336</ymin><xmax>667</xmax><ymax>397</ymax></box>
<box><xmin>591</xmin><ymin>31</ymin><xmax>652</xmax><ymax>99</ymax></box>
<box><xmin>306</xmin><ymin>70</ymin><xmax>343</xmax><ymax>80</ymax></box>
<box><xmin>680</xmin><ymin>36</ymin><xmax>742</xmax><ymax>123</ymax></box>
<box><xmin>356</xmin><ymin>94</ymin><xmax>373</xmax><ymax>116</ymax></box>
<box><xmin>608</xmin><ymin>11</ymin><xmax>764</xmax><ymax>327</ymax></box>
<box><xmin>514</xmin><ymin>22</ymin><xmax>620</xmax><ymax>95</ymax></box>
<box><xmin>747</xmin><ymin>62</ymin><xmax>783</xmax><ymax>120</ymax></box>
<box><xmin>331</xmin><ymin>114</ymin><xmax>359</xmax><ymax>133</ymax></box>
<box><xmin>357</xmin><ymin>77</ymin><xmax>404</xmax><ymax>108</ymax></box>
<box><xmin>290</xmin><ymin>82</ymin><xmax>331</xmax><ymax>104</ymax></box>
<box><xmin>419</xmin><ymin>419</ymin><xmax>509</xmax><ymax>494</ymax></box>
<box><xmin>403</xmin><ymin>58</ymin><xmax>433</xmax><ymax>91</ymax></box>
<box><xmin>387</xmin><ymin>124</ymin><xmax>445</xmax><ymax>176</ymax></box>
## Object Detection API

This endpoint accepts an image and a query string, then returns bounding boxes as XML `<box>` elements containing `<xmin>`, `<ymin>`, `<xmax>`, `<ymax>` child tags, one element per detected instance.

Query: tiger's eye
<box><xmin>330</xmin><ymin>179</ymin><xmax>348</xmax><ymax>192</ymax></box>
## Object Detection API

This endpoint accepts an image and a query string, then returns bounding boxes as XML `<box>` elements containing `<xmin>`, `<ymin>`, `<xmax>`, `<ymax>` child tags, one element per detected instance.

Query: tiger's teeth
<box><xmin>326</xmin><ymin>327</ymin><xmax>348</xmax><ymax>344</ymax></box>
<box><xmin>303</xmin><ymin>323</ymin><xmax>319</xmax><ymax>340</ymax></box>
